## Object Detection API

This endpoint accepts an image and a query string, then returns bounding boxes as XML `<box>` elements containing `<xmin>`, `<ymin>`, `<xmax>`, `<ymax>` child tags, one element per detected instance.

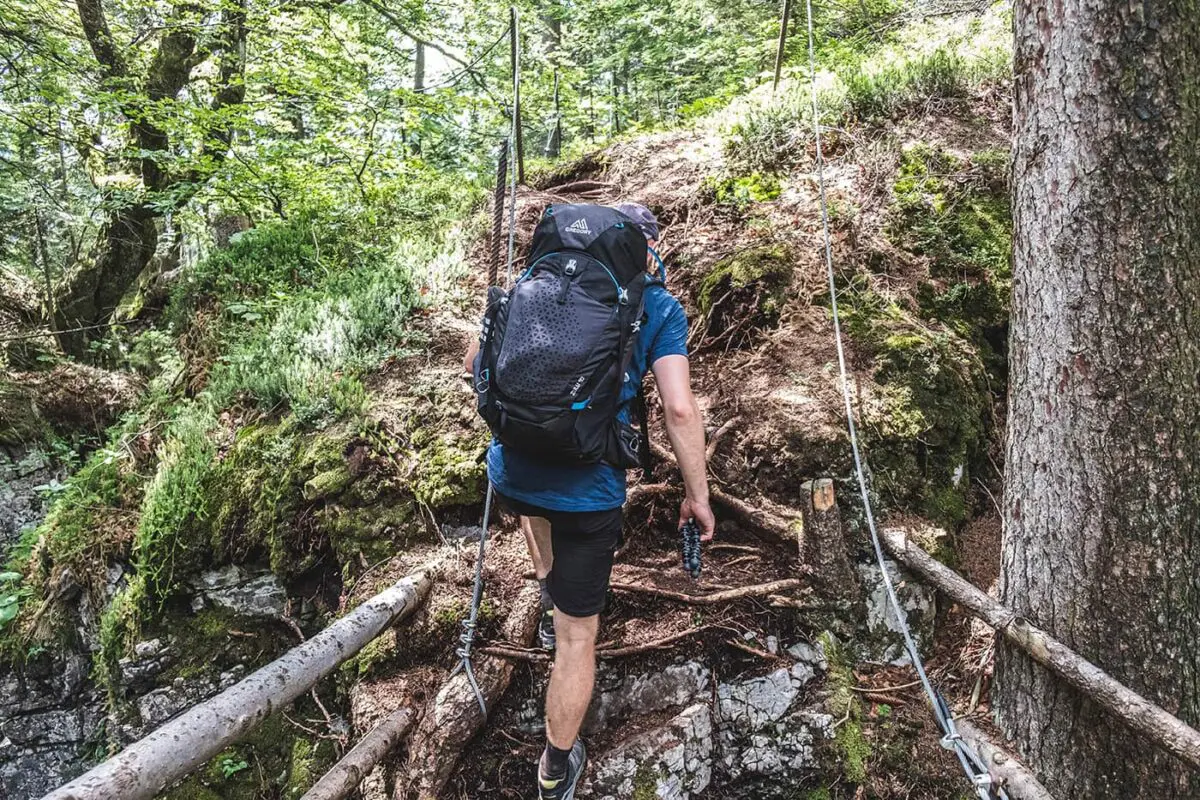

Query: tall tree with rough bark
<box><xmin>998</xmin><ymin>1</ymin><xmax>1200</xmax><ymax>796</ymax></box>
<box><xmin>53</xmin><ymin>0</ymin><xmax>249</xmax><ymax>354</ymax></box>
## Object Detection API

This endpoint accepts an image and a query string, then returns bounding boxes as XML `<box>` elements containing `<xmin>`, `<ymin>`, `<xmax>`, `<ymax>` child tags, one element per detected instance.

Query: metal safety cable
<box><xmin>800</xmin><ymin>1</ymin><xmax>1006</xmax><ymax>797</ymax></box>
<box><xmin>505</xmin><ymin>6</ymin><xmax>520</xmax><ymax>284</ymax></box>
<box><xmin>453</xmin><ymin>8</ymin><xmax>524</xmax><ymax>715</ymax></box>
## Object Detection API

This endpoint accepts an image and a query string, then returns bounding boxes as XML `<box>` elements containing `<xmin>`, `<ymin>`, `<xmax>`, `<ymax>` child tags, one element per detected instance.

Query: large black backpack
<box><xmin>473</xmin><ymin>203</ymin><xmax>654</xmax><ymax>469</ymax></box>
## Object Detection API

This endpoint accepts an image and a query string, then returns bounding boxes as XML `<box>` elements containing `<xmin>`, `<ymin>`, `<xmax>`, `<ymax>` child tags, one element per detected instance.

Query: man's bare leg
<box><xmin>522</xmin><ymin>515</ymin><xmax>556</xmax><ymax>649</ymax></box>
<box><xmin>521</xmin><ymin>515</ymin><xmax>553</xmax><ymax>578</ymax></box>
<box><xmin>540</xmin><ymin>611</ymin><xmax>597</xmax><ymax>790</ymax></box>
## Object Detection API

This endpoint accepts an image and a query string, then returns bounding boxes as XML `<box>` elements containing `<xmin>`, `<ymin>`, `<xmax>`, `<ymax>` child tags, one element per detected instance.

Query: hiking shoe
<box><xmin>538</xmin><ymin>740</ymin><xmax>586</xmax><ymax>800</ymax></box>
<box><xmin>538</xmin><ymin>607</ymin><xmax>556</xmax><ymax>650</ymax></box>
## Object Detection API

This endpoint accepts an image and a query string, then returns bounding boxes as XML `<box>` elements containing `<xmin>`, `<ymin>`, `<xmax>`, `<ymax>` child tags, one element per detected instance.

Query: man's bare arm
<box><xmin>463</xmin><ymin>338</ymin><xmax>480</xmax><ymax>375</ymax></box>
<box><xmin>651</xmin><ymin>354</ymin><xmax>715</xmax><ymax>540</ymax></box>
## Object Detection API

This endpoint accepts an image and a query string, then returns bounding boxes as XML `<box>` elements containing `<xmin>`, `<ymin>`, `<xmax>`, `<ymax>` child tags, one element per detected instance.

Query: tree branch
<box><xmin>74</xmin><ymin>0</ymin><xmax>128</xmax><ymax>79</ymax></box>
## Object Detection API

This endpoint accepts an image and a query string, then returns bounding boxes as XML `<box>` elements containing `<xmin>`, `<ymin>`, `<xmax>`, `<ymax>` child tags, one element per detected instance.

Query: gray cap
<box><xmin>613</xmin><ymin>202</ymin><xmax>660</xmax><ymax>242</ymax></box>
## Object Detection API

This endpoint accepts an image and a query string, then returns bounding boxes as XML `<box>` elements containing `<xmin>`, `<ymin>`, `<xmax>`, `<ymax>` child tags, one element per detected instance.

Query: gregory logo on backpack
<box><xmin>472</xmin><ymin>203</ymin><xmax>652</xmax><ymax>469</ymax></box>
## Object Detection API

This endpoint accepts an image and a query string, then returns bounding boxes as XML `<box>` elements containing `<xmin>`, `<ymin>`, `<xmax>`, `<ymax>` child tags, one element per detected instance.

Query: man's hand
<box><xmin>680</xmin><ymin>495</ymin><xmax>716</xmax><ymax>542</ymax></box>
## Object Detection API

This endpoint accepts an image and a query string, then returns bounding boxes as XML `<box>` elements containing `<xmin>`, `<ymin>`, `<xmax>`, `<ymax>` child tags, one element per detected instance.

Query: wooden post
<box><xmin>403</xmin><ymin>586</ymin><xmax>541</xmax><ymax>799</ymax></box>
<box><xmin>880</xmin><ymin>528</ymin><xmax>1200</xmax><ymax>773</ymax></box>
<box><xmin>799</xmin><ymin>478</ymin><xmax>859</xmax><ymax>602</ymax></box>
<box><xmin>41</xmin><ymin>569</ymin><xmax>435</xmax><ymax>800</ymax></box>
<box><xmin>773</xmin><ymin>0</ymin><xmax>793</xmax><ymax>92</ymax></box>
<box><xmin>508</xmin><ymin>7</ymin><xmax>525</xmax><ymax>184</ymax></box>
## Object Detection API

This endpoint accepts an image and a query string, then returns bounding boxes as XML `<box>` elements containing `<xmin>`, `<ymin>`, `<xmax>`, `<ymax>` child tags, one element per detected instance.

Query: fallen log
<box><xmin>301</xmin><ymin>708</ymin><xmax>415</xmax><ymax>800</ymax></box>
<box><xmin>880</xmin><ymin>527</ymin><xmax>1200</xmax><ymax>773</ymax></box>
<box><xmin>42</xmin><ymin>568</ymin><xmax>435</xmax><ymax>800</ymax></box>
<box><xmin>401</xmin><ymin>585</ymin><xmax>541</xmax><ymax>799</ymax></box>
<box><xmin>610</xmin><ymin>577</ymin><xmax>804</xmax><ymax>604</ymax></box>
<box><xmin>954</xmin><ymin>718</ymin><xmax>1054</xmax><ymax>800</ymax></box>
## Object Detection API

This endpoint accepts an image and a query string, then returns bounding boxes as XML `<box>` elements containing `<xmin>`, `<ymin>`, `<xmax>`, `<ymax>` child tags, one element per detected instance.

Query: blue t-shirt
<box><xmin>487</xmin><ymin>281</ymin><xmax>689</xmax><ymax>511</ymax></box>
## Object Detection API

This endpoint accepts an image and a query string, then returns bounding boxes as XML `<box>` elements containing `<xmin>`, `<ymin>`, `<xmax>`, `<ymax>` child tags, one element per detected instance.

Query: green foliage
<box><xmin>721</xmin><ymin>2</ymin><xmax>1011</xmax><ymax>171</ymax></box>
<box><xmin>702</xmin><ymin>172</ymin><xmax>783</xmax><ymax>210</ymax></box>
<box><xmin>134</xmin><ymin>407</ymin><xmax>219</xmax><ymax>603</ymax></box>
<box><xmin>697</xmin><ymin>244</ymin><xmax>794</xmax><ymax>323</ymax></box>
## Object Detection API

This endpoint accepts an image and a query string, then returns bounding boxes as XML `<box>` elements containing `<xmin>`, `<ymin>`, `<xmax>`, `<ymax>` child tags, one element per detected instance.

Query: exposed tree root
<box><xmin>609</xmin><ymin>577</ymin><xmax>804</xmax><ymax>604</ymax></box>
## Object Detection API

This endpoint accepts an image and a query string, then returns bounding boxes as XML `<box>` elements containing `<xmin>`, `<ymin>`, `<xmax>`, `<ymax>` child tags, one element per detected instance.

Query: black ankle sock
<box><xmin>542</xmin><ymin>742</ymin><xmax>572</xmax><ymax>778</ymax></box>
<box><xmin>538</xmin><ymin>578</ymin><xmax>553</xmax><ymax>610</ymax></box>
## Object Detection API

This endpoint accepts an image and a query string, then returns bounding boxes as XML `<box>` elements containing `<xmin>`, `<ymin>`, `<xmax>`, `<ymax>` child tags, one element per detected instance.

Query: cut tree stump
<box><xmin>42</xmin><ymin>567</ymin><xmax>436</xmax><ymax>800</ymax></box>
<box><xmin>301</xmin><ymin>707</ymin><xmax>416</xmax><ymax>800</ymax></box>
<box><xmin>799</xmin><ymin>478</ymin><xmax>860</xmax><ymax>603</ymax></box>
<box><xmin>401</xmin><ymin>585</ymin><xmax>541</xmax><ymax>799</ymax></box>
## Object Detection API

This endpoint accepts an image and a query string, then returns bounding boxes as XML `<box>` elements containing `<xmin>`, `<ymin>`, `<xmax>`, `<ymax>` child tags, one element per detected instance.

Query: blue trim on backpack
<box><xmin>570</xmin><ymin>397</ymin><xmax>590</xmax><ymax>410</ymax></box>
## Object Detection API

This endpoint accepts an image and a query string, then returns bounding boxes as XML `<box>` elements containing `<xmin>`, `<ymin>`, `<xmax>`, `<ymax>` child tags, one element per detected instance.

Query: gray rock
<box><xmin>0</xmin><ymin>444</ymin><xmax>62</xmax><ymax>554</ymax></box>
<box><xmin>715</xmin><ymin>668</ymin><xmax>832</xmax><ymax>784</ymax></box>
<box><xmin>857</xmin><ymin>560</ymin><xmax>936</xmax><ymax>666</ymax></box>
<box><xmin>193</xmin><ymin>565</ymin><xmax>287</xmax><ymax>619</ymax></box>
<box><xmin>786</xmin><ymin>640</ymin><xmax>828</xmax><ymax>672</ymax></box>
<box><xmin>587</xmin><ymin>703</ymin><xmax>714</xmax><ymax>800</ymax></box>
<box><xmin>585</xmin><ymin>661</ymin><xmax>710</xmax><ymax>734</ymax></box>
<box><xmin>716</xmin><ymin>667</ymin><xmax>805</xmax><ymax>734</ymax></box>
<box><xmin>0</xmin><ymin>653</ymin><xmax>103</xmax><ymax>800</ymax></box>
<box><xmin>136</xmin><ymin>675</ymin><xmax>220</xmax><ymax>729</ymax></box>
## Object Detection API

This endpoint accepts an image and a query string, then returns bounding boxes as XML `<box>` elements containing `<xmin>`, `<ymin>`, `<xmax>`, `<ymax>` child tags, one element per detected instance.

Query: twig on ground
<box><xmin>597</xmin><ymin>625</ymin><xmax>711</xmax><ymax>657</ymax></box>
<box><xmin>725</xmin><ymin>638</ymin><xmax>782</xmax><ymax>661</ymax></box>
<box><xmin>706</xmin><ymin>416</ymin><xmax>742</xmax><ymax>462</ymax></box>
<box><xmin>851</xmin><ymin>679</ymin><xmax>922</xmax><ymax>693</ymax></box>
<box><xmin>709</xmin><ymin>543</ymin><xmax>763</xmax><ymax>555</ymax></box>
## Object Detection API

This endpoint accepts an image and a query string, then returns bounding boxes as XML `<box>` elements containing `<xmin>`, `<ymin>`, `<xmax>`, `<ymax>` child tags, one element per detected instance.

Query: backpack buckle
<box><xmin>475</xmin><ymin>368</ymin><xmax>490</xmax><ymax>394</ymax></box>
<box><xmin>618</xmin><ymin>287</ymin><xmax>629</xmax><ymax>305</ymax></box>
<box><xmin>564</xmin><ymin>258</ymin><xmax>578</xmax><ymax>276</ymax></box>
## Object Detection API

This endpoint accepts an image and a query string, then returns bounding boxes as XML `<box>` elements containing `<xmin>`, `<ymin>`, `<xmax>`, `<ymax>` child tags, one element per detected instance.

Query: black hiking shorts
<box><xmin>496</xmin><ymin>490</ymin><xmax>623</xmax><ymax>618</ymax></box>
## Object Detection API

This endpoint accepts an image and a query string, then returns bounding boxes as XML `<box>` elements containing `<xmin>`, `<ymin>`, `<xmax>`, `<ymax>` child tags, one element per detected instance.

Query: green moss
<box><xmin>820</xmin><ymin>632</ymin><xmax>871</xmax><ymax>785</ymax></box>
<box><xmin>632</xmin><ymin>761</ymin><xmax>660</xmax><ymax>800</ymax></box>
<box><xmin>697</xmin><ymin>244</ymin><xmax>793</xmax><ymax>321</ymax></box>
<box><xmin>889</xmin><ymin>144</ymin><xmax>1011</xmax><ymax>343</ymax></box>
<box><xmin>702</xmin><ymin>171</ymin><xmax>783</xmax><ymax>210</ymax></box>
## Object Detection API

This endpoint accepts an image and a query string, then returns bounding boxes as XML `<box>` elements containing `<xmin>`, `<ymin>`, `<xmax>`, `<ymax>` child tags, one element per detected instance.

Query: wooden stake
<box><xmin>799</xmin><ymin>478</ymin><xmax>860</xmax><ymax>602</ymax></box>
<box><xmin>880</xmin><ymin>527</ymin><xmax>1200</xmax><ymax>773</ymax></box>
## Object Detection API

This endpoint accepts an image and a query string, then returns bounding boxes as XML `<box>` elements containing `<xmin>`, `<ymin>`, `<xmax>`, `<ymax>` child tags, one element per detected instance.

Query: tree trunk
<box><xmin>999</xmin><ymin>1</ymin><xmax>1200</xmax><ymax>796</ymax></box>
<box><xmin>53</xmin><ymin>203</ymin><xmax>158</xmax><ymax>352</ymax></box>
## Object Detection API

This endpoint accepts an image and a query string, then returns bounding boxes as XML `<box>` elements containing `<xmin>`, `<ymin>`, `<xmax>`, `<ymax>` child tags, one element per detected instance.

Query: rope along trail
<box><xmin>802</xmin><ymin>0</ymin><xmax>1006</xmax><ymax>797</ymax></box>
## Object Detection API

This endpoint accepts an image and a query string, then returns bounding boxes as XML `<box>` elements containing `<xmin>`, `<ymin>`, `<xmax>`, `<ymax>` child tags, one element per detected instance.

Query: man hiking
<box><xmin>466</xmin><ymin>201</ymin><xmax>714</xmax><ymax>799</ymax></box>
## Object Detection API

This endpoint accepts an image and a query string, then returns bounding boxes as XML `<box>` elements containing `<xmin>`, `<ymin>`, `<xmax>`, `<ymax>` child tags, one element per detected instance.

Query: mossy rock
<box><xmin>0</xmin><ymin>377</ymin><xmax>47</xmax><ymax>445</ymax></box>
<box><xmin>697</xmin><ymin>245</ymin><xmax>794</xmax><ymax>346</ymax></box>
